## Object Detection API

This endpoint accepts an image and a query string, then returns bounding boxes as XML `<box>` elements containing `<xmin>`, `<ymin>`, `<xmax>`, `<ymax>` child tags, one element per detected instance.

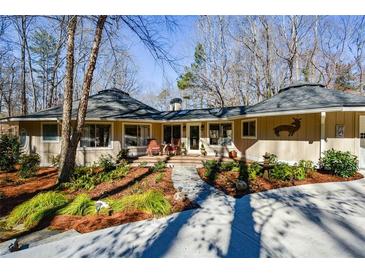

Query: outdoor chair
<box><xmin>146</xmin><ymin>138</ymin><xmax>161</xmax><ymax>156</ymax></box>
<box><xmin>168</xmin><ymin>138</ymin><xmax>181</xmax><ymax>156</ymax></box>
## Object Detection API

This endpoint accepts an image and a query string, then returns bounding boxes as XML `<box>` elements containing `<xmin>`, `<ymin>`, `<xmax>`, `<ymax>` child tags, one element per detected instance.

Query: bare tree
<box><xmin>58</xmin><ymin>15</ymin><xmax>107</xmax><ymax>183</ymax></box>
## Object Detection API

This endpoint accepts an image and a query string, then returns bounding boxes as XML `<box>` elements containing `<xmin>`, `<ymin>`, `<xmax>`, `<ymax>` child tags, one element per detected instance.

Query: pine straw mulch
<box><xmin>197</xmin><ymin>167</ymin><xmax>364</xmax><ymax>198</ymax></box>
<box><xmin>197</xmin><ymin>168</ymin><xmax>245</xmax><ymax>197</ymax></box>
<box><xmin>49</xmin><ymin>168</ymin><xmax>196</xmax><ymax>234</ymax></box>
<box><xmin>49</xmin><ymin>210</ymin><xmax>152</xmax><ymax>233</ymax></box>
<box><xmin>0</xmin><ymin>168</ymin><xmax>58</xmax><ymax>216</ymax></box>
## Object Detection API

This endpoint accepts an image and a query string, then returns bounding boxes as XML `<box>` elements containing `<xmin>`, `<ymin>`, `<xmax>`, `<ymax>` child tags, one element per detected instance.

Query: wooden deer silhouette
<box><xmin>274</xmin><ymin>118</ymin><xmax>301</xmax><ymax>137</ymax></box>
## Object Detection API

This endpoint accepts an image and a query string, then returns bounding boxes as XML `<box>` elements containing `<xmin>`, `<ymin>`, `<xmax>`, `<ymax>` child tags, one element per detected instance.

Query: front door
<box><xmin>187</xmin><ymin>124</ymin><xmax>200</xmax><ymax>153</ymax></box>
<box><xmin>359</xmin><ymin>116</ymin><xmax>365</xmax><ymax>169</ymax></box>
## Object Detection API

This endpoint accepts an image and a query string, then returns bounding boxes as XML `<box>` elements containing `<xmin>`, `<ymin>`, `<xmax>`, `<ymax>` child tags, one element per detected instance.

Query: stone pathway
<box><xmin>3</xmin><ymin>166</ymin><xmax>365</xmax><ymax>258</ymax></box>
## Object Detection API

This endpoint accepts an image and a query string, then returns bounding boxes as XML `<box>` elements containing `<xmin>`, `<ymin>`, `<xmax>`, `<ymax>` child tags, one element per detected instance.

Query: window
<box><xmin>163</xmin><ymin>125</ymin><xmax>181</xmax><ymax>144</ymax></box>
<box><xmin>124</xmin><ymin>124</ymin><xmax>150</xmax><ymax>146</ymax></box>
<box><xmin>19</xmin><ymin>128</ymin><xmax>28</xmax><ymax>147</ymax></box>
<box><xmin>42</xmin><ymin>124</ymin><xmax>59</xmax><ymax>142</ymax></box>
<box><xmin>208</xmin><ymin>123</ymin><xmax>232</xmax><ymax>145</ymax></box>
<box><xmin>242</xmin><ymin>119</ymin><xmax>257</xmax><ymax>138</ymax></box>
<box><xmin>80</xmin><ymin>124</ymin><xmax>111</xmax><ymax>148</ymax></box>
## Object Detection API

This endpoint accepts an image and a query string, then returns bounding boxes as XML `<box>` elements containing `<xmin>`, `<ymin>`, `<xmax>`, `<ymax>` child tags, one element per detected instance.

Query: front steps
<box><xmin>131</xmin><ymin>155</ymin><xmax>236</xmax><ymax>167</ymax></box>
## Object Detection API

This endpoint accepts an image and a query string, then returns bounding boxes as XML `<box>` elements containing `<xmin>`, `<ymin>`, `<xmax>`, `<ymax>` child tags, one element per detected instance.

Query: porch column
<box><xmin>320</xmin><ymin>111</ymin><xmax>326</xmax><ymax>159</ymax></box>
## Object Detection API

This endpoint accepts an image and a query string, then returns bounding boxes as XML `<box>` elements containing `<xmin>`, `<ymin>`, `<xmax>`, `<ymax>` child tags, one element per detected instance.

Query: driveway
<box><xmin>3</xmin><ymin>167</ymin><xmax>365</xmax><ymax>258</ymax></box>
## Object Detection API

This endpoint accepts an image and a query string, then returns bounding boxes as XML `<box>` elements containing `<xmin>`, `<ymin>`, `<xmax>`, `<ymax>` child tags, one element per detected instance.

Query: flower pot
<box><xmin>229</xmin><ymin>150</ymin><xmax>237</xmax><ymax>159</ymax></box>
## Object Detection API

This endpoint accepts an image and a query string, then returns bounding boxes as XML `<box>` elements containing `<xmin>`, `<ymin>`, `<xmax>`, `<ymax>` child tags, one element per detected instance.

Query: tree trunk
<box><xmin>58</xmin><ymin>16</ymin><xmax>77</xmax><ymax>183</ymax></box>
<box><xmin>25</xmin><ymin>33</ymin><xmax>37</xmax><ymax>112</ymax></box>
<box><xmin>20</xmin><ymin>16</ymin><xmax>27</xmax><ymax>115</ymax></box>
<box><xmin>58</xmin><ymin>15</ymin><xmax>107</xmax><ymax>183</ymax></box>
<box><xmin>48</xmin><ymin>17</ymin><xmax>65</xmax><ymax>108</ymax></box>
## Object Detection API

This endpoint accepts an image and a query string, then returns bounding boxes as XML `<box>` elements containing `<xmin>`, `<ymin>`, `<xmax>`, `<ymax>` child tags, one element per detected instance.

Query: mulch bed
<box><xmin>49</xmin><ymin>168</ymin><xmax>196</xmax><ymax>234</ymax></box>
<box><xmin>197</xmin><ymin>168</ymin><xmax>245</xmax><ymax>197</ymax></box>
<box><xmin>0</xmin><ymin>168</ymin><xmax>58</xmax><ymax>216</ymax></box>
<box><xmin>197</xmin><ymin>167</ymin><xmax>364</xmax><ymax>197</ymax></box>
<box><xmin>0</xmin><ymin>167</ymin><xmax>58</xmax><ymax>197</ymax></box>
<box><xmin>251</xmin><ymin>170</ymin><xmax>364</xmax><ymax>193</ymax></box>
<box><xmin>49</xmin><ymin>210</ymin><xmax>152</xmax><ymax>233</ymax></box>
<box><xmin>0</xmin><ymin>166</ymin><xmax>197</xmax><ymax>238</ymax></box>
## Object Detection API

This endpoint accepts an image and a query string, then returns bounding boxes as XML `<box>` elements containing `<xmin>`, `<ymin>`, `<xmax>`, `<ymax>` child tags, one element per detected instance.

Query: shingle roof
<box><xmin>3</xmin><ymin>84</ymin><xmax>365</xmax><ymax>122</ymax></box>
<box><xmin>247</xmin><ymin>83</ymin><xmax>365</xmax><ymax>114</ymax></box>
<box><xmin>156</xmin><ymin>106</ymin><xmax>247</xmax><ymax>120</ymax></box>
<box><xmin>6</xmin><ymin>89</ymin><xmax>160</xmax><ymax>120</ymax></box>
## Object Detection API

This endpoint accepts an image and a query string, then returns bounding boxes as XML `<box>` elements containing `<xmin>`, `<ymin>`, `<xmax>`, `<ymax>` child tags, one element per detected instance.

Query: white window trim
<box><xmin>122</xmin><ymin>122</ymin><xmax>152</xmax><ymax>148</ymax></box>
<box><xmin>206</xmin><ymin>121</ymin><xmax>234</xmax><ymax>147</ymax></box>
<box><xmin>41</xmin><ymin>122</ymin><xmax>60</xmax><ymax>143</ymax></box>
<box><xmin>78</xmin><ymin>122</ymin><xmax>114</xmax><ymax>150</ymax></box>
<box><xmin>241</xmin><ymin>118</ymin><xmax>257</xmax><ymax>139</ymax></box>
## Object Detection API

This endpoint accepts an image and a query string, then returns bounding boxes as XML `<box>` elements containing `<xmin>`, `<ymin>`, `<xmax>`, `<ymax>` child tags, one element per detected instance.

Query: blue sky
<box><xmin>127</xmin><ymin>16</ymin><xmax>198</xmax><ymax>93</ymax></box>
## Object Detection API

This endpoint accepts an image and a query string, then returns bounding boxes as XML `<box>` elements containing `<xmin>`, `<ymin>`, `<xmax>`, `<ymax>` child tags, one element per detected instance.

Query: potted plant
<box><xmin>181</xmin><ymin>142</ymin><xmax>187</xmax><ymax>156</ymax></box>
<box><xmin>200</xmin><ymin>143</ymin><xmax>207</xmax><ymax>156</ymax></box>
<box><xmin>229</xmin><ymin>150</ymin><xmax>237</xmax><ymax>159</ymax></box>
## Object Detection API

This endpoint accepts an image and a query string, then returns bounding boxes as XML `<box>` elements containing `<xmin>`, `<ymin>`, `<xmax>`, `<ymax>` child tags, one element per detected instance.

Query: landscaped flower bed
<box><xmin>0</xmin><ymin>153</ymin><xmax>195</xmax><ymax>242</ymax></box>
<box><xmin>198</xmin><ymin>150</ymin><xmax>363</xmax><ymax>198</ymax></box>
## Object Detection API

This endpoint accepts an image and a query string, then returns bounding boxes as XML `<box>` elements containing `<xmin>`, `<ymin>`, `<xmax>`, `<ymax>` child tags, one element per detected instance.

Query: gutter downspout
<box><xmin>320</xmin><ymin>112</ymin><xmax>326</xmax><ymax>162</ymax></box>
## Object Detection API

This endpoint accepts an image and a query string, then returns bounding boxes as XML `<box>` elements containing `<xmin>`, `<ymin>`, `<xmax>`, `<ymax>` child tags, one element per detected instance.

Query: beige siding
<box><xmin>324</xmin><ymin>111</ymin><xmax>359</xmax><ymax>156</ymax></box>
<box><xmin>233</xmin><ymin>114</ymin><xmax>321</xmax><ymax>163</ymax></box>
<box><xmin>19</xmin><ymin>120</ymin><xmax>162</xmax><ymax>166</ymax></box>
<box><xmin>16</xmin><ymin>110</ymin><xmax>363</xmax><ymax>166</ymax></box>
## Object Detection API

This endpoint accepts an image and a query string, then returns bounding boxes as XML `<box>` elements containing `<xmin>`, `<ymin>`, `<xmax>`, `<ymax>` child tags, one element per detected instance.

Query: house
<box><xmin>2</xmin><ymin>83</ymin><xmax>365</xmax><ymax>168</ymax></box>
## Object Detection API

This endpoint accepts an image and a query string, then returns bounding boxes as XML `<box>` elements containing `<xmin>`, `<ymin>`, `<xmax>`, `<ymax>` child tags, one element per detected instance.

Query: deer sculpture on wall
<box><xmin>274</xmin><ymin>117</ymin><xmax>301</xmax><ymax>137</ymax></box>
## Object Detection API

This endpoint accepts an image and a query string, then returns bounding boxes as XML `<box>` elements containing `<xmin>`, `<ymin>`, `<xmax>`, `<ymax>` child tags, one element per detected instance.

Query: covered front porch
<box><xmin>137</xmin><ymin>121</ymin><xmax>238</xmax><ymax>158</ymax></box>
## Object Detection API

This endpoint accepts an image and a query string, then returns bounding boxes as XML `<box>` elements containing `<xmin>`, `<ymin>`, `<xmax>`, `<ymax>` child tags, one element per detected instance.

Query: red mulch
<box><xmin>0</xmin><ymin>168</ymin><xmax>58</xmax><ymax>216</ymax></box>
<box><xmin>0</xmin><ymin>167</ymin><xmax>57</xmax><ymax>197</ymax></box>
<box><xmin>106</xmin><ymin>168</ymin><xmax>196</xmax><ymax>213</ymax></box>
<box><xmin>197</xmin><ymin>168</ymin><xmax>245</xmax><ymax>197</ymax></box>
<box><xmin>49</xmin><ymin>168</ymin><xmax>196</xmax><ymax>234</ymax></box>
<box><xmin>49</xmin><ymin>210</ymin><xmax>152</xmax><ymax>233</ymax></box>
<box><xmin>250</xmin><ymin>170</ymin><xmax>364</xmax><ymax>193</ymax></box>
<box><xmin>197</xmin><ymin>168</ymin><xmax>364</xmax><ymax>197</ymax></box>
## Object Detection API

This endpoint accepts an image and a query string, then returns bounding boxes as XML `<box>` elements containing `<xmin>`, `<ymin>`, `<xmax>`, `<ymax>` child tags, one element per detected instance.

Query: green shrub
<box><xmin>51</xmin><ymin>154</ymin><xmax>61</xmax><ymax>168</ymax></box>
<box><xmin>151</xmin><ymin>161</ymin><xmax>166</xmax><ymax>173</ymax></box>
<box><xmin>319</xmin><ymin>149</ymin><xmax>358</xmax><ymax>178</ymax></box>
<box><xmin>17</xmin><ymin>153</ymin><xmax>41</xmax><ymax>178</ymax></box>
<box><xmin>270</xmin><ymin>162</ymin><xmax>293</xmax><ymax>181</ymax></box>
<box><xmin>247</xmin><ymin>162</ymin><xmax>263</xmax><ymax>181</ymax></box>
<box><xmin>61</xmin><ymin>163</ymin><xmax>130</xmax><ymax>191</ymax></box>
<box><xmin>298</xmin><ymin>160</ymin><xmax>315</xmax><ymax>175</ymax></box>
<box><xmin>6</xmin><ymin>192</ymin><xmax>68</xmax><ymax>229</ymax></box>
<box><xmin>62</xmin><ymin>173</ymin><xmax>99</xmax><ymax>191</ymax></box>
<box><xmin>220</xmin><ymin>161</ymin><xmax>240</xmax><ymax>172</ymax></box>
<box><xmin>139</xmin><ymin>161</ymin><xmax>148</xmax><ymax>168</ymax></box>
<box><xmin>72</xmin><ymin>166</ymin><xmax>95</xmax><ymax>178</ymax></box>
<box><xmin>292</xmin><ymin>165</ymin><xmax>306</xmax><ymax>180</ymax></box>
<box><xmin>106</xmin><ymin>190</ymin><xmax>171</xmax><ymax>216</ymax></box>
<box><xmin>0</xmin><ymin>134</ymin><xmax>20</xmax><ymax>172</ymax></box>
<box><xmin>155</xmin><ymin>172</ymin><xmax>164</xmax><ymax>183</ymax></box>
<box><xmin>103</xmin><ymin>163</ymin><xmax>130</xmax><ymax>181</ymax></box>
<box><xmin>58</xmin><ymin>194</ymin><xmax>95</xmax><ymax>216</ymax></box>
<box><xmin>98</xmin><ymin>154</ymin><xmax>116</xmax><ymax>172</ymax></box>
<box><xmin>202</xmin><ymin>160</ymin><xmax>219</xmax><ymax>180</ymax></box>
<box><xmin>116</xmin><ymin>149</ymin><xmax>129</xmax><ymax>163</ymax></box>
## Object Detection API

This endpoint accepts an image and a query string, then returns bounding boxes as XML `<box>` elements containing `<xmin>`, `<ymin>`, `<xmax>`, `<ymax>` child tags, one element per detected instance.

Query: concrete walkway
<box><xmin>3</xmin><ymin>167</ymin><xmax>365</xmax><ymax>258</ymax></box>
